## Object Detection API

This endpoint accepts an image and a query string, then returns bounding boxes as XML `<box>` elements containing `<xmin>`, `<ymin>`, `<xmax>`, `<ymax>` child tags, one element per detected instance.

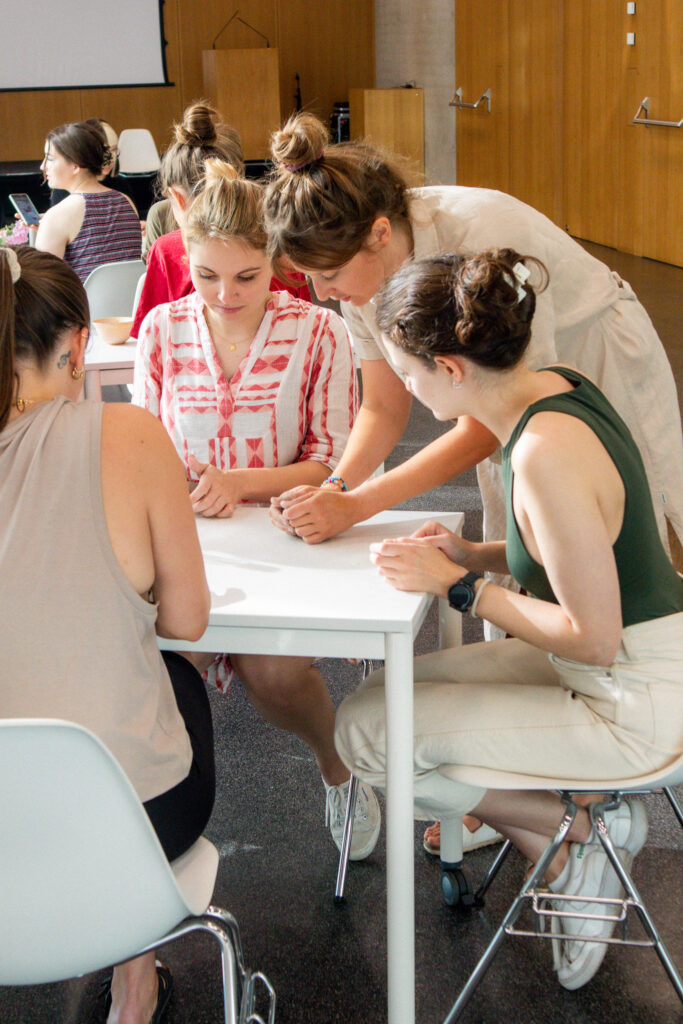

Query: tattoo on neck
<box><xmin>57</xmin><ymin>350</ymin><xmax>71</xmax><ymax>369</ymax></box>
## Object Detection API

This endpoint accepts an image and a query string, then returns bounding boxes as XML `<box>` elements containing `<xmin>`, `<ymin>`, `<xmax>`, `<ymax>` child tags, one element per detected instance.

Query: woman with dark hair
<box><xmin>0</xmin><ymin>245</ymin><xmax>214</xmax><ymax>1022</ymax></box>
<box><xmin>335</xmin><ymin>249</ymin><xmax>683</xmax><ymax>992</ymax></box>
<box><xmin>35</xmin><ymin>119</ymin><xmax>141</xmax><ymax>281</ymax></box>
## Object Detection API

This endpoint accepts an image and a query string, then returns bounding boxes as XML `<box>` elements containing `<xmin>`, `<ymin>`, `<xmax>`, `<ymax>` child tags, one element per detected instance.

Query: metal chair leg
<box><xmin>334</xmin><ymin>773</ymin><xmax>359</xmax><ymax>903</ymax></box>
<box><xmin>442</xmin><ymin>802</ymin><xmax>577</xmax><ymax>1023</ymax></box>
<box><xmin>662</xmin><ymin>786</ymin><xmax>683</xmax><ymax>829</ymax></box>
<box><xmin>590</xmin><ymin>801</ymin><xmax>683</xmax><ymax>1002</ymax></box>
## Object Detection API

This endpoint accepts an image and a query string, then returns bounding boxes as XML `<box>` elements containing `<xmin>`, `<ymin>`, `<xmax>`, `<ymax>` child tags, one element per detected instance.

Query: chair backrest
<box><xmin>84</xmin><ymin>258</ymin><xmax>145</xmax><ymax>320</ymax></box>
<box><xmin>0</xmin><ymin>719</ymin><xmax>191</xmax><ymax>984</ymax></box>
<box><xmin>117</xmin><ymin>129</ymin><xmax>161</xmax><ymax>175</ymax></box>
<box><xmin>132</xmin><ymin>268</ymin><xmax>147</xmax><ymax>322</ymax></box>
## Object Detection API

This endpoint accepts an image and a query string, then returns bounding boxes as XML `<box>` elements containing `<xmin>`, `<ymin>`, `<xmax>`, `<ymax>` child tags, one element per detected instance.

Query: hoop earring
<box><xmin>71</xmin><ymin>367</ymin><xmax>85</xmax><ymax>381</ymax></box>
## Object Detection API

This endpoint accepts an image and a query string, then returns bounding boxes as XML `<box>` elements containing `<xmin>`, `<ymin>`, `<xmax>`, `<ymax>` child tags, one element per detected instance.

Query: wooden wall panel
<box><xmin>0</xmin><ymin>91</ymin><xmax>84</xmax><ymax>161</ymax></box>
<box><xmin>277</xmin><ymin>0</ymin><xmax>375</xmax><ymax>125</ymax></box>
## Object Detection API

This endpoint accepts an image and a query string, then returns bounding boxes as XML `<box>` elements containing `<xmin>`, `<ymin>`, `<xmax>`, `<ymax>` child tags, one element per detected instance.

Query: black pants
<box><xmin>143</xmin><ymin>652</ymin><xmax>216</xmax><ymax>862</ymax></box>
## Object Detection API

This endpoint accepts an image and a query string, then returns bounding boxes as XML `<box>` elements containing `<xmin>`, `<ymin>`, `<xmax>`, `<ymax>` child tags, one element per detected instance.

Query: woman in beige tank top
<box><xmin>0</xmin><ymin>245</ymin><xmax>212</xmax><ymax>1023</ymax></box>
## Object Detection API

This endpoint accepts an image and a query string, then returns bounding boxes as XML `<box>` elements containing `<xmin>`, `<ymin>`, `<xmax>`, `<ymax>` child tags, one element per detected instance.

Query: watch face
<box><xmin>448</xmin><ymin>580</ymin><xmax>474</xmax><ymax>612</ymax></box>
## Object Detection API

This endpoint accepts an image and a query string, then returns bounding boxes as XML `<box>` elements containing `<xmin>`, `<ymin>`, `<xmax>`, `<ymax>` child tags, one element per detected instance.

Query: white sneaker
<box><xmin>549</xmin><ymin>800</ymin><xmax>649</xmax><ymax>990</ymax></box>
<box><xmin>325</xmin><ymin>779</ymin><xmax>381</xmax><ymax>861</ymax></box>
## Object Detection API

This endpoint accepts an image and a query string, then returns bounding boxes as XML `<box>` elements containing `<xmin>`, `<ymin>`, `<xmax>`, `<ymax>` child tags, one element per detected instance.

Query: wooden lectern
<box><xmin>202</xmin><ymin>48</ymin><xmax>281</xmax><ymax>161</ymax></box>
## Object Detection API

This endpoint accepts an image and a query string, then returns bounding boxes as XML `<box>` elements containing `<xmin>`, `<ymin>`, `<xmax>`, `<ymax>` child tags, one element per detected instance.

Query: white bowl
<box><xmin>93</xmin><ymin>317</ymin><xmax>133</xmax><ymax>345</ymax></box>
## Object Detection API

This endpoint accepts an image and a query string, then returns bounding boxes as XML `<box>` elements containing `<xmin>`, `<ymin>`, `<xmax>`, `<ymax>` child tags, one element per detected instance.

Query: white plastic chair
<box><xmin>117</xmin><ymin>129</ymin><xmax>161</xmax><ymax>175</ymax></box>
<box><xmin>439</xmin><ymin>754</ymin><xmax>683</xmax><ymax>1020</ymax></box>
<box><xmin>84</xmin><ymin>258</ymin><xmax>146</xmax><ymax>321</ymax></box>
<box><xmin>0</xmin><ymin>719</ymin><xmax>275</xmax><ymax>1024</ymax></box>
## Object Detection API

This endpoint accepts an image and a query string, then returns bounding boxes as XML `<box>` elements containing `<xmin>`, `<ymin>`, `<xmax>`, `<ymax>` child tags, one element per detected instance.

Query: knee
<box><xmin>236</xmin><ymin>656</ymin><xmax>315</xmax><ymax>709</ymax></box>
<box><xmin>334</xmin><ymin>688</ymin><xmax>387</xmax><ymax>778</ymax></box>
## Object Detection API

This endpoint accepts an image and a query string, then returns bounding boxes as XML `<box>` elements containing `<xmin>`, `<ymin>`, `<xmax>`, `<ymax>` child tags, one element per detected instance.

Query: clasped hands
<box><xmin>369</xmin><ymin>520</ymin><xmax>473</xmax><ymax>596</ymax></box>
<box><xmin>269</xmin><ymin>483</ymin><xmax>359</xmax><ymax>543</ymax></box>
<box><xmin>188</xmin><ymin>454</ymin><xmax>243</xmax><ymax>518</ymax></box>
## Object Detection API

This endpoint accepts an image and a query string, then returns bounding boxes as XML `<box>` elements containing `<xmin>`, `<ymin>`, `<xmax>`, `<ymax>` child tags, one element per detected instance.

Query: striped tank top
<box><xmin>64</xmin><ymin>190</ymin><xmax>141</xmax><ymax>282</ymax></box>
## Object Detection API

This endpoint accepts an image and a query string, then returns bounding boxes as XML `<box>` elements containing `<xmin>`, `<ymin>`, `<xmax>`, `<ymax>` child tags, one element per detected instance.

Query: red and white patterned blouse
<box><xmin>133</xmin><ymin>290</ymin><xmax>358</xmax><ymax>481</ymax></box>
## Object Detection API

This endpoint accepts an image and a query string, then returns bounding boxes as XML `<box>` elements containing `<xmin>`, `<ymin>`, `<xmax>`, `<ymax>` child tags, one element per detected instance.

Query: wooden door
<box><xmin>635</xmin><ymin>0</ymin><xmax>683</xmax><ymax>265</ymax></box>
<box><xmin>454</xmin><ymin>0</ymin><xmax>511</xmax><ymax>193</ymax></box>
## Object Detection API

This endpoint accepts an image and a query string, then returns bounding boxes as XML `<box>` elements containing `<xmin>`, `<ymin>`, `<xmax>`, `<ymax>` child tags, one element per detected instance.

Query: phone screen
<box><xmin>9</xmin><ymin>193</ymin><xmax>41</xmax><ymax>226</ymax></box>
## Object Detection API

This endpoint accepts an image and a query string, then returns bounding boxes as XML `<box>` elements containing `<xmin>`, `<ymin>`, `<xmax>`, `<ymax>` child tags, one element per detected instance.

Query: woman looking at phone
<box><xmin>335</xmin><ymin>249</ymin><xmax>683</xmax><ymax>991</ymax></box>
<box><xmin>36</xmin><ymin>119</ymin><xmax>141</xmax><ymax>281</ymax></box>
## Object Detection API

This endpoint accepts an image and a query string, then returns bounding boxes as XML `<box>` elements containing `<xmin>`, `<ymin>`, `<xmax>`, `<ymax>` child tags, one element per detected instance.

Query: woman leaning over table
<box><xmin>335</xmin><ymin>249</ymin><xmax>683</xmax><ymax>992</ymax></box>
<box><xmin>35</xmin><ymin>119</ymin><xmax>141</xmax><ymax>281</ymax></box>
<box><xmin>0</xmin><ymin>245</ymin><xmax>214</xmax><ymax>1024</ymax></box>
<box><xmin>263</xmin><ymin>112</ymin><xmax>683</xmax><ymax>570</ymax></box>
<box><xmin>132</xmin><ymin>159</ymin><xmax>381</xmax><ymax>861</ymax></box>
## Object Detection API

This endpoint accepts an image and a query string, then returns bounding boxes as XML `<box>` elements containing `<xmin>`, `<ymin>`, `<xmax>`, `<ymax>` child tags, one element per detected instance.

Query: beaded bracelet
<box><xmin>470</xmin><ymin>577</ymin><xmax>492</xmax><ymax>618</ymax></box>
<box><xmin>322</xmin><ymin>476</ymin><xmax>348</xmax><ymax>491</ymax></box>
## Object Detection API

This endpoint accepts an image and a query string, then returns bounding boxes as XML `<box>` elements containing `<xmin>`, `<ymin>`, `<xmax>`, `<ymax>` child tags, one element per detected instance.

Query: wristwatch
<box><xmin>447</xmin><ymin>571</ymin><xmax>483</xmax><ymax>613</ymax></box>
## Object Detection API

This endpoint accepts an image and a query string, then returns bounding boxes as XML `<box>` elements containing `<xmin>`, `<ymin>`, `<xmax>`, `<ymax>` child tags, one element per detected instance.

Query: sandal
<box><xmin>100</xmin><ymin>960</ymin><xmax>173</xmax><ymax>1023</ymax></box>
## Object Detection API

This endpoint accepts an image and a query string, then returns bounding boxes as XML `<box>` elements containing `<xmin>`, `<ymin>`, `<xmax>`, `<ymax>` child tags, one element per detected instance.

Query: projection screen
<box><xmin>1</xmin><ymin>0</ymin><xmax>169</xmax><ymax>90</ymax></box>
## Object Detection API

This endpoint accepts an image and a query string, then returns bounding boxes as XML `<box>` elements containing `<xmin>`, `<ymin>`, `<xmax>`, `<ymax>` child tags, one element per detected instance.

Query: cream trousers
<box><xmin>335</xmin><ymin>613</ymin><xmax>683</xmax><ymax>821</ymax></box>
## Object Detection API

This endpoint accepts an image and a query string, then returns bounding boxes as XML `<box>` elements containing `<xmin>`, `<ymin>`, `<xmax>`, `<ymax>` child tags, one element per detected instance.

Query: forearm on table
<box><xmin>349</xmin><ymin>416</ymin><xmax>499</xmax><ymax>523</ymax></box>
<box><xmin>233</xmin><ymin>460</ymin><xmax>330</xmax><ymax>503</ymax></box>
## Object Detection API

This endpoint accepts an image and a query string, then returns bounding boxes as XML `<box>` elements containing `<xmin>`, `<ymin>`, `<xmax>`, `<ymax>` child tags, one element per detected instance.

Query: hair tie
<box><xmin>282</xmin><ymin>150</ymin><xmax>324</xmax><ymax>172</ymax></box>
<box><xmin>3</xmin><ymin>246</ymin><xmax>21</xmax><ymax>284</ymax></box>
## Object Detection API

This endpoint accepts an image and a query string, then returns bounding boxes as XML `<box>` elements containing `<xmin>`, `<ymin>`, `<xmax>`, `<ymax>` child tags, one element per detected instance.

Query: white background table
<box><xmin>161</xmin><ymin>506</ymin><xmax>464</xmax><ymax>1024</ymax></box>
<box><xmin>84</xmin><ymin>332</ymin><xmax>136</xmax><ymax>400</ymax></box>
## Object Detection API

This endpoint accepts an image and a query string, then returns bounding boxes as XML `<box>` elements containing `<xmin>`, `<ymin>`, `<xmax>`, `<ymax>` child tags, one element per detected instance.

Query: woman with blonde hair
<box><xmin>132</xmin><ymin>101</ymin><xmax>308</xmax><ymax>338</ymax></box>
<box><xmin>133</xmin><ymin>160</ymin><xmax>380</xmax><ymax>858</ymax></box>
<box><xmin>0</xmin><ymin>245</ymin><xmax>214</xmax><ymax>1023</ymax></box>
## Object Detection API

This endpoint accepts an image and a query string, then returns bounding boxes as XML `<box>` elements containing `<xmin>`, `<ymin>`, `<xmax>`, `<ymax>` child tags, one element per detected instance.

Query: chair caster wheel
<box><xmin>441</xmin><ymin>867</ymin><xmax>474</xmax><ymax>908</ymax></box>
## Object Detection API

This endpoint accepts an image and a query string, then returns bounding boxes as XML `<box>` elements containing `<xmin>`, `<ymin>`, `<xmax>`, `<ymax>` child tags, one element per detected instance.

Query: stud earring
<box><xmin>71</xmin><ymin>367</ymin><xmax>85</xmax><ymax>380</ymax></box>
<box><xmin>451</xmin><ymin>379</ymin><xmax>463</xmax><ymax>390</ymax></box>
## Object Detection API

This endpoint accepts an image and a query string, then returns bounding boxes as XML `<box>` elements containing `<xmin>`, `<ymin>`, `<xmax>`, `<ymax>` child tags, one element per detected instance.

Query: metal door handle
<box><xmin>632</xmin><ymin>97</ymin><xmax>683</xmax><ymax>128</ymax></box>
<box><xmin>450</xmin><ymin>87</ymin><xmax>491</xmax><ymax>112</ymax></box>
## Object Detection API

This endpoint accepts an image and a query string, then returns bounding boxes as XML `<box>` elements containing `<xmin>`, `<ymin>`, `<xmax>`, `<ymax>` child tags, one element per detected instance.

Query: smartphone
<box><xmin>9</xmin><ymin>193</ymin><xmax>41</xmax><ymax>227</ymax></box>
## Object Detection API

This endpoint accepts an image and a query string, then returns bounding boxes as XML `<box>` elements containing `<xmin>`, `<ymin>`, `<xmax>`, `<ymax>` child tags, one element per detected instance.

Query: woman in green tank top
<box><xmin>334</xmin><ymin>249</ymin><xmax>683</xmax><ymax>992</ymax></box>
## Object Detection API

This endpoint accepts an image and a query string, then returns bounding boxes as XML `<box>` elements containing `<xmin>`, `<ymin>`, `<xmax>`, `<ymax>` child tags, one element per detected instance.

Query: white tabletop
<box><xmin>85</xmin><ymin>330</ymin><xmax>137</xmax><ymax>370</ymax></box>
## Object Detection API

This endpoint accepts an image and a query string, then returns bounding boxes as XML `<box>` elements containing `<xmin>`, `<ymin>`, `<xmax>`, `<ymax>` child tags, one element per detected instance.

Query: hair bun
<box><xmin>176</xmin><ymin>101</ymin><xmax>220</xmax><ymax>148</ymax></box>
<box><xmin>202</xmin><ymin>158</ymin><xmax>239</xmax><ymax>186</ymax></box>
<box><xmin>270</xmin><ymin>112</ymin><xmax>328</xmax><ymax>171</ymax></box>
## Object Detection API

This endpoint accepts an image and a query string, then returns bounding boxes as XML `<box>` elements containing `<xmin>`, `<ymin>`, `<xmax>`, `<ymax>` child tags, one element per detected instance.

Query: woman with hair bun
<box><xmin>0</xmin><ymin>245</ymin><xmax>215</xmax><ymax>1022</ymax></box>
<box><xmin>133</xmin><ymin>159</ymin><xmax>380</xmax><ymax>859</ymax></box>
<box><xmin>335</xmin><ymin>249</ymin><xmax>683</xmax><ymax>992</ymax></box>
<box><xmin>263</xmin><ymin>112</ymin><xmax>683</xmax><ymax>576</ymax></box>
<box><xmin>132</xmin><ymin>101</ymin><xmax>308</xmax><ymax>339</ymax></box>
<box><xmin>35</xmin><ymin>119</ymin><xmax>141</xmax><ymax>281</ymax></box>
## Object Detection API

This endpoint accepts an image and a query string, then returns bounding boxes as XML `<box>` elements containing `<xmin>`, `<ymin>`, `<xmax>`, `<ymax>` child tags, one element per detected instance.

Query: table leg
<box><xmin>84</xmin><ymin>369</ymin><xmax>102</xmax><ymax>401</ymax></box>
<box><xmin>384</xmin><ymin>631</ymin><xmax>415</xmax><ymax>1024</ymax></box>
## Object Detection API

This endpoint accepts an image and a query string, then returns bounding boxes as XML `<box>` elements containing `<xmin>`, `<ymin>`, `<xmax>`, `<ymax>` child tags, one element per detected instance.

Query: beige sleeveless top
<box><xmin>0</xmin><ymin>397</ymin><xmax>192</xmax><ymax>801</ymax></box>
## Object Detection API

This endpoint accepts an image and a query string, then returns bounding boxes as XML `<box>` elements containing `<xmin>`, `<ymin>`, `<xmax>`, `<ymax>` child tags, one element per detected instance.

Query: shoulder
<box><xmin>102</xmin><ymin>403</ymin><xmax>176</xmax><ymax>465</ymax></box>
<box><xmin>43</xmin><ymin>193</ymin><xmax>83</xmax><ymax>225</ymax></box>
<box><xmin>511</xmin><ymin>409</ymin><xmax>596</xmax><ymax>484</ymax></box>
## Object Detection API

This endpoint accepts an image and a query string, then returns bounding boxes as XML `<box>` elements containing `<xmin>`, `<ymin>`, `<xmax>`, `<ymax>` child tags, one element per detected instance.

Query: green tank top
<box><xmin>502</xmin><ymin>366</ymin><xmax>683</xmax><ymax>627</ymax></box>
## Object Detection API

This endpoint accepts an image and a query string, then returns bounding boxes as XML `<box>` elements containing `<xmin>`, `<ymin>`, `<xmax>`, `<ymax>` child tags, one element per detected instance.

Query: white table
<box><xmin>162</xmin><ymin>506</ymin><xmax>464</xmax><ymax>1024</ymax></box>
<box><xmin>84</xmin><ymin>332</ymin><xmax>136</xmax><ymax>400</ymax></box>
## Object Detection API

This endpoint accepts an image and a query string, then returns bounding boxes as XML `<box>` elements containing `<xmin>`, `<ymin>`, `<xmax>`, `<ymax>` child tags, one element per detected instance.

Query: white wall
<box><xmin>374</xmin><ymin>0</ymin><xmax>456</xmax><ymax>185</ymax></box>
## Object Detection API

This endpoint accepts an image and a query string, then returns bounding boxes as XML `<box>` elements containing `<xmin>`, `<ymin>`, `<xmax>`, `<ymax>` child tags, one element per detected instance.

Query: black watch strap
<box><xmin>447</xmin><ymin>571</ymin><xmax>483</xmax><ymax>613</ymax></box>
